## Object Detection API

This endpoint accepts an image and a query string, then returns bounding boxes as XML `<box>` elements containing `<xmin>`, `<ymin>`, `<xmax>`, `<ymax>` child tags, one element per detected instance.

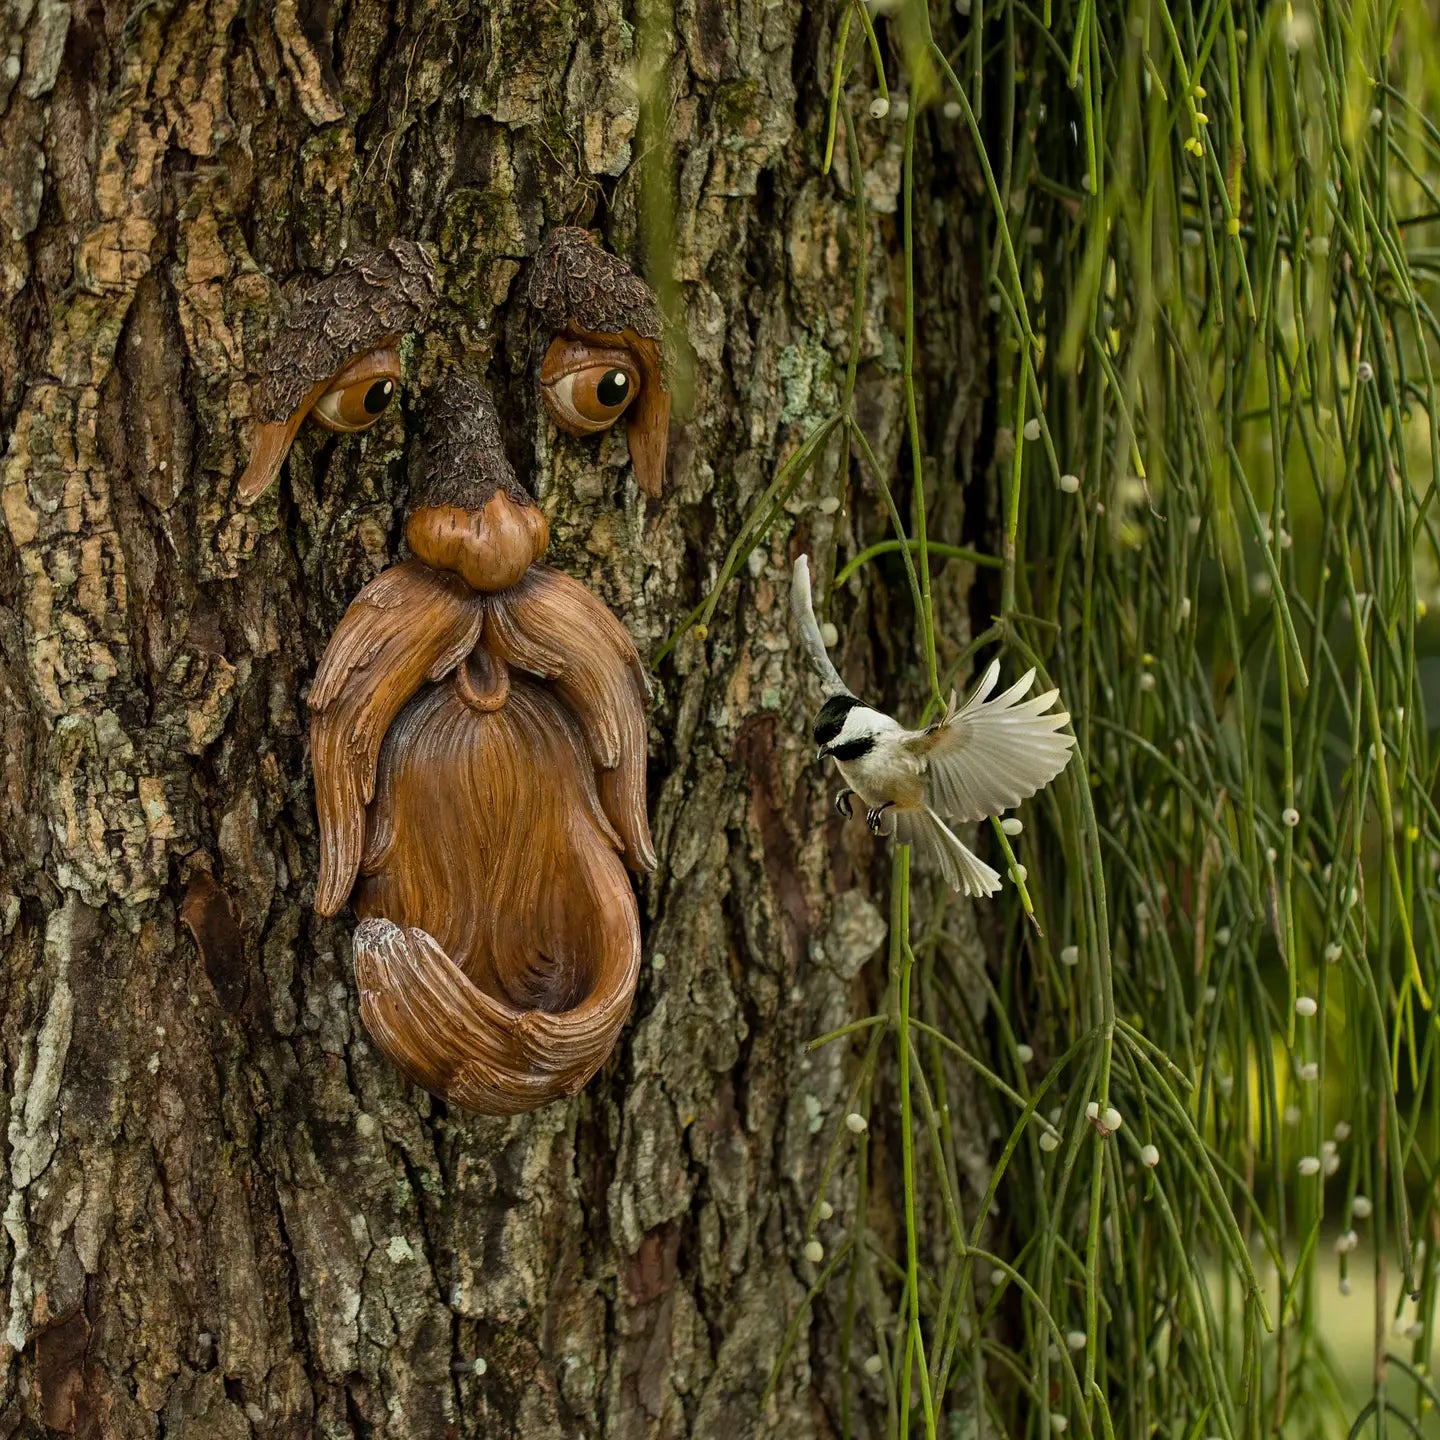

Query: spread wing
<box><xmin>310</xmin><ymin>560</ymin><xmax>485</xmax><ymax>915</ymax></box>
<box><xmin>908</xmin><ymin>659</ymin><xmax>1075</xmax><ymax>823</ymax></box>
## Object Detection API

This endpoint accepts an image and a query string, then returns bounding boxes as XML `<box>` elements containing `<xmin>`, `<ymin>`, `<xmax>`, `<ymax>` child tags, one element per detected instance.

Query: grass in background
<box><xmin>661</xmin><ymin>0</ymin><xmax>1440</xmax><ymax>1433</ymax></box>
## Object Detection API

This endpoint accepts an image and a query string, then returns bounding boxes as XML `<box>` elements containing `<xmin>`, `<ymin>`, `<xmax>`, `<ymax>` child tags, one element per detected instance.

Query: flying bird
<box><xmin>792</xmin><ymin>556</ymin><xmax>1075</xmax><ymax>896</ymax></box>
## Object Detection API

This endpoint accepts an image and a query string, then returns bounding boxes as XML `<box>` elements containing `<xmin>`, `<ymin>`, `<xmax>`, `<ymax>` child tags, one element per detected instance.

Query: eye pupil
<box><xmin>364</xmin><ymin>379</ymin><xmax>394</xmax><ymax>415</ymax></box>
<box><xmin>596</xmin><ymin>370</ymin><xmax>629</xmax><ymax>408</ymax></box>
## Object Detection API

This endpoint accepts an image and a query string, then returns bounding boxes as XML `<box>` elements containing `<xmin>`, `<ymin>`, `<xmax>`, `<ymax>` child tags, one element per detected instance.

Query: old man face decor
<box><xmin>308</xmin><ymin>377</ymin><xmax>653</xmax><ymax>1114</ymax></box>
<box><xmin>239</xmin><ymin>236</ymin><xmax>663</xmax><ymax>1114</ymax></box>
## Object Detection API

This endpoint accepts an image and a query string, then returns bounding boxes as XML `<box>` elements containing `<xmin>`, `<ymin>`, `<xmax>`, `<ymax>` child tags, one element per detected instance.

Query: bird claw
<box><xmin>866</xmin><ymin>804</ymin><xmax>894</xmax><ymax>836</ymax></box>
<box><xmin>835</xmin><ymin>789</ymin><xmax>855</xmax><ymax>819</ymax></box>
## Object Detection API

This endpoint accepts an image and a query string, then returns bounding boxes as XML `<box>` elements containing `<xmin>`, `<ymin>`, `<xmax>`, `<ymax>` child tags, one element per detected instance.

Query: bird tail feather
<box><xmin>894</xmin><ymin>806</ymin><xmax>1003</xmax><ymax>897</ymax></box>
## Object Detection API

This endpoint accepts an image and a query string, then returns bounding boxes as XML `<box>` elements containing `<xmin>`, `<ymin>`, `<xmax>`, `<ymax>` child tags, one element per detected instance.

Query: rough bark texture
<box><xmin>0</xmin><ymin>3</ymin><xmax>989</xmax><ymax>1437</ymax></box>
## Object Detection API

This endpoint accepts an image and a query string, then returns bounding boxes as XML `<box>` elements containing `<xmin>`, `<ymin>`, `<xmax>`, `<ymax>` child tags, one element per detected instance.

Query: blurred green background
<box><xmin>727</xmin><ymin>0</ymin><xmax>1440</xmax><ymax>1433</ymax></box>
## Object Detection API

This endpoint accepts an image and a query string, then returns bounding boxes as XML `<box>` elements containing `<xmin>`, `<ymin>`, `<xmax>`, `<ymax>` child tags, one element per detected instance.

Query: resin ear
<box><xmin>237</xmin><ymin>240</ymin><xmax>438</xmax><ymax>503</ymax></box>
<box><xmin>528</xmin><ymin>228</ymin><xmax>670</xmax><ymax>499</ymax></box>
<box><xmin>308</xmin><ymin>376</ymin><xmax>654</xmax><ymax>1113</ymax></box>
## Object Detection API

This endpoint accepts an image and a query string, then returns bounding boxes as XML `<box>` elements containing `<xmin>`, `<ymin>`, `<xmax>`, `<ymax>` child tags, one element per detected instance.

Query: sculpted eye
<box><xmin>540</xmin><ymin>341</ymin><xmax>641</xmax><ymax>435</ymax></box>
<box><xmin>311</xmin><ymin>349</ymin><xmax>401</xmax><ymax>433</ymax></box>
<box><xmin>237</xmin><ymin>240</ymin><xmax>438</xmax><ymax>504</ymax></box>
<box><xmin>527</xmin><ymin>229</ymin><xmax>671</xmax><ymax>498</ymax></box>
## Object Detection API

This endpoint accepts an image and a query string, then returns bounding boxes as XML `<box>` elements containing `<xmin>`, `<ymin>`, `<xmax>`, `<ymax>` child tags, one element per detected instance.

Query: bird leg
<box><xmin>834</xmin><ymin>789</ymin><xmax>855</xmax><ymax>819</ymax></box>
<box><xmin>866</xmin><ymin>802</ymin><xmax>895</xmax><ymax>835</ymax></box>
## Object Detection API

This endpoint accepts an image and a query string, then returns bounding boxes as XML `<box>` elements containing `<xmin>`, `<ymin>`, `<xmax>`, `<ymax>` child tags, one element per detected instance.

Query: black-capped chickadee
<box><xmin>792</xmin><ymin>556</ymin><xmax>1075</xmax><ymax>896</ymax></box>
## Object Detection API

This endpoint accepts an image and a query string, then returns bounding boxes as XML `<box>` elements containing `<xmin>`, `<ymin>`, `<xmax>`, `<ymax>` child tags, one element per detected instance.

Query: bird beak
<box><xmin>816</xmin><ymin>745</ymin><xmax>829</xmax><ymax>762</ymax></box>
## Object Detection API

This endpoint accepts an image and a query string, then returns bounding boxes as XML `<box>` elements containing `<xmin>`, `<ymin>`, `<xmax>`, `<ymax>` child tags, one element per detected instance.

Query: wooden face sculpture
<box><xmin>309</xmin><ymin>377</ymin><xmax>654</xmax><ymax>1114</ymax></box>
<box><xmin>528</xmin><ymin>228</ymin><xmax>671</xmax><ymax>498</ymax></box>
<box><xmin>236</xmin><ymin>240</ymin><xmax>439</xmax><ymax>503</ymax></box>
<box><xmin>237</xmin><ymin>239</ymin><xmax>658</xmax><ymax>1113</ymax></box>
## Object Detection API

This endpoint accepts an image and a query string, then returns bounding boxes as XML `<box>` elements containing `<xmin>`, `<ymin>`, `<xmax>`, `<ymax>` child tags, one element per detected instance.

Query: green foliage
<box><xmin>669</xmin><ymin>0</ymin><xmax>1440</xmax><ymax>1432</ymax></box>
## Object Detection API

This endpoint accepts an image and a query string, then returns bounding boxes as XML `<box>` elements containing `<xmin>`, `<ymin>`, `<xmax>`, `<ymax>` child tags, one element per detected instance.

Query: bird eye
<box><xmin>310</xmin><ymin>348</ymin><xmax>401</xmax><ymax>433</ymax></box>
<box><xmin>539</xmin><ymin>340</ymin><xmax>641</xmax><ymax>436</ymax></box>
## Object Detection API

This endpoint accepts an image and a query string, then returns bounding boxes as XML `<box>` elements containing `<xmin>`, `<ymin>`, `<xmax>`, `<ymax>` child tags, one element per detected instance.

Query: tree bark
<box><xmin>0</xmin><ymin>3</ymin><xmax>988</xmax><ymax>1436</ymax></box>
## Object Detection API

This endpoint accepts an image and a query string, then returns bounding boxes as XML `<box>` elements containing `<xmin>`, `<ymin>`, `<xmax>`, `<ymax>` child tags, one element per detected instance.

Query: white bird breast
<box><xmin>833</xmin><ymin>733</ymin><xmax>925</xmax><ymax>810</ymax></box>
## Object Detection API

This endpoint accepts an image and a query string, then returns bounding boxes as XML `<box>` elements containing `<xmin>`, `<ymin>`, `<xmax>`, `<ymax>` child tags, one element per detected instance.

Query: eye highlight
<box><xmin>539</xmin><ymin>341</ymin><xmax>641</xmax><ymax>435</ymax></box>
<box><xmin>311</xmin><ymin>348</ymin><xmax>401</xmax><ymax>433</ymax></box>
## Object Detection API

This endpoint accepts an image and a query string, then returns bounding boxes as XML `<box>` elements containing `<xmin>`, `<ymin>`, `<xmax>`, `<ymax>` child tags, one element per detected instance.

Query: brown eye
<box><xmin>311</xmin><ymin>348</ymin><xmax>401</xmax><ymax>433</ymax></box>
<box><xmin>549</xmin><ymin>364</ymin><xmax>637</xmax><ymax>430</ymax></box>
<box><xmin>539</xmin><ymin>339</ymin><xmax>641</xmax><ymax>436</ymax></box>
<box><xmin>314</xmin><ymin>377</ymin><xmax>395</xmax><ymax>429</ymax></box>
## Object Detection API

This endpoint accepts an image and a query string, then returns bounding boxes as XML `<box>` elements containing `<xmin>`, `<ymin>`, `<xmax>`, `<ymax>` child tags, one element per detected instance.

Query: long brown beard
<box><xmin>310</xmin><ymin>560</ymin><xmax>652</xmax><ymax>1113</ymax></box>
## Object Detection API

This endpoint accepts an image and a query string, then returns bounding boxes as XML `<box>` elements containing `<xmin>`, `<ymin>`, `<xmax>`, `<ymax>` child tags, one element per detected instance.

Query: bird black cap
<box><xmin>813</xmin><ymin>693</ymin><xmax>860</xmax><ymax>746</ymax></box>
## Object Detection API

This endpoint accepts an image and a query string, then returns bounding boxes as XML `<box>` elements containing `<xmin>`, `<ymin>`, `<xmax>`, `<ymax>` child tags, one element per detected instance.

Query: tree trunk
<box><xmin>0</xmin><ymin>3</ymin><xmax>987</xmax><ymax>1436</ymax></box>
